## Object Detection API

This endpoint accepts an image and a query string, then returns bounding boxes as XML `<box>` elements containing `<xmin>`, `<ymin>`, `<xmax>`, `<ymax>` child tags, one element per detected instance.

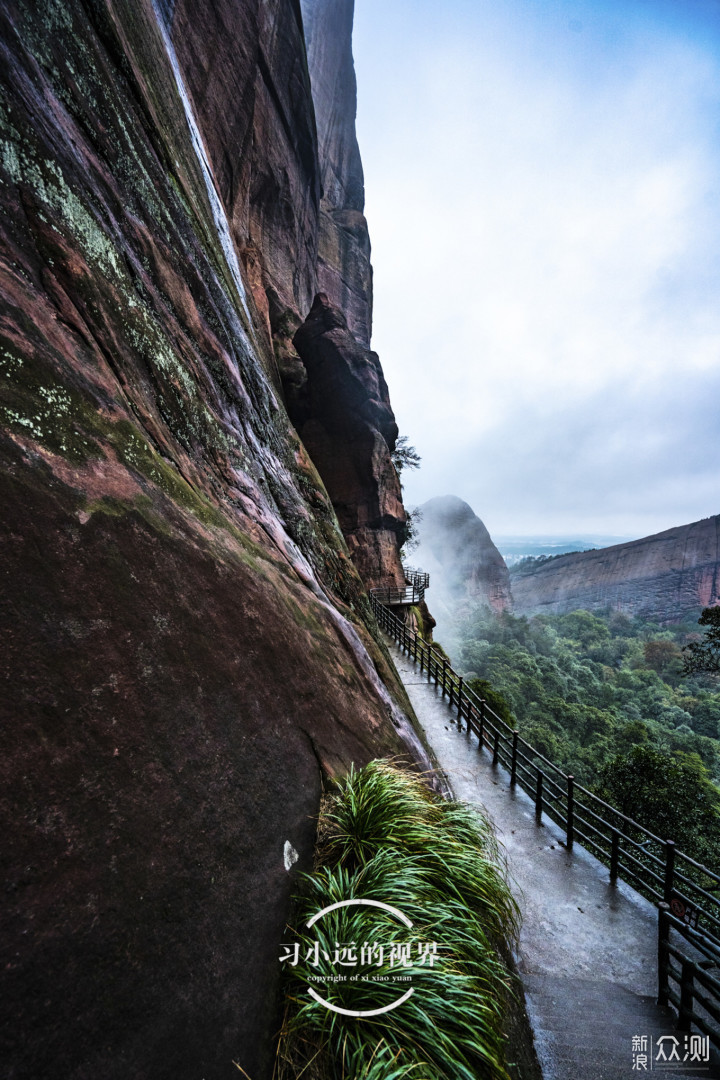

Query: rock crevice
<box><xmin>291</xmin><ymin>292</ymin><xmax>406</xmax><ymax>589</ymax></box>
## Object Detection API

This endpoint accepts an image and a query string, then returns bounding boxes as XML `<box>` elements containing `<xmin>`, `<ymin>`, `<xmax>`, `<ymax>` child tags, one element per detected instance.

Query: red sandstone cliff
<box><xmin>0</xmin><ymin>2</ymin><xmax>421</xmax><ymax>1077</ymax></box>
<box><xmin>274</xmin><ymin>0</ymin><xmax>405</xmax><ymax>589</ymax></box>
<box><xmin>291</xmin><ymin>293</ymin><xmax>406</xmax><ymax>589</ymax></box>
<box><xmin>511</xmin><ymin>515</ymin><xmax>720</xmax><ymax>623</ymax></box>
<box><xmin>300</xmin><ymin>0</ymin><xmax>373</xmax><ymax>347</ymax></box>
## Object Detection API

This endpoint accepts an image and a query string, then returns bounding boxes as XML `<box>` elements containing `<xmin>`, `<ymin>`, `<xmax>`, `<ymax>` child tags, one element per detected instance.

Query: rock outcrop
<box><xmin>300</xmin><ymin>0</ymin><xmax>372</xmax><ymax>347</ymax></box>
<box><xmin>0</xmin><ymin>2</ymin><xmax>424</xmax><ymax>1078</ymax></box>
<box><xmin>275</xmin><ymin>0</ymin><xmax>404</xmax><ymax>589</ymax></box>
<box><xmin>291</xmin><ymin>293</ymin><xmax>406</xmax><ymax>589</ymax></box>
<box><xmin>511</xmin><ymin>515</ymin><xmax>720</xmax><ymax>623</ymax></box>
<box><xmin>414</xmin><ymin>497</ymin><xmax>512</xmax><ymax>634</ymax></box>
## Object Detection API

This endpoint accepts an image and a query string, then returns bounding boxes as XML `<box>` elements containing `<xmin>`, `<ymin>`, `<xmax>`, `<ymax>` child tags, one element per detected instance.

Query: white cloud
<box><xmin>353</xmin><ymin>0</ymin><xmax>720</xmax><ymax>538</ymax></box>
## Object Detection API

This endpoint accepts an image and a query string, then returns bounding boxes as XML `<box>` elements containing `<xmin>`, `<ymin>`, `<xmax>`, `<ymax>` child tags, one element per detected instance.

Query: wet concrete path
<box><xmin>389</xmin><ymin>639</ymin><xmax>719</xmax><ymax>1080</ymax></box>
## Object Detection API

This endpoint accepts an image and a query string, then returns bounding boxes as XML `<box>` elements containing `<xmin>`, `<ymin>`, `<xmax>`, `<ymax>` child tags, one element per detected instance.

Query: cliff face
<box><xmin>300</xmin><ymin>0</ymin><xmax>372</xmax><ymax>347</ymax></box>
<box><xmin>511</xmin><ymin>515</ymin><xmax>720</xmax><ymax>623</ymax></box>
<box><xmin>0</xmin><ymin>2</ymin><xmax>420</xmax><ymax>1077</ymax></box>
<box><xmin>170</xmin><ymin>0</ymin><xmax>320</xmax><ymax>355</ymax></box>
<box><xmin>279</xmin><ymin>0</ymin><xmax>404</xmax><ymax>589</ymax></box>
<box><xmin>170</xmin><ymin>0</ymin><xmax>403</xmax><ymax>590</ymax></box>
<box><xmin>291</xmin><ymin>293</ymin><xmax>406</xmax><ymax>588</ymax></box>
<box><xmin>414</xmin><ymin>496</ymin><xmax>512</xmax><ymax>636</ymax></box>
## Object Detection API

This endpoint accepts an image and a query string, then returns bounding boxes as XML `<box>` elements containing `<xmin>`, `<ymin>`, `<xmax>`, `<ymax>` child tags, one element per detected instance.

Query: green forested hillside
<box><xmin>450</xmin><ymin>607</ymin><xmax>720</xmax><ymax>866</ymax></box>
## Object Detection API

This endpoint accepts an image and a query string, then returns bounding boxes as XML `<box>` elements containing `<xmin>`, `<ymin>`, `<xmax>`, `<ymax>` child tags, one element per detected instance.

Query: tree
<box><xmin>465</xmin><ymin>678</ymin><xmax>514</xmax><ymax>726</ymax></box>
<box><xmin>555</xmin><ymin>610</ymin><xmax>611</xmax><ymax>648</ymax></box>
<box><xmin>643</xmin><ymin>639</ymin><xmax>682</xmax><ymax>677</ymax></box>
<box><xmin>595</xmin><ymin>745</ymin><xmax>720</xmax><ymax>865</ymax></box>
<box><xmin>400</xmin><ymin>506</ymin><xmax>422</xmax><ymax>557</ymax></box>
<box><xmin>692</xmin><ymin>696</ymin><xmax>720</xmax><ymax>739</ymax></box>
<box><xmin>682</xmin><ymin>607</ymin><xmax>720</xmax><ymax>676</ymax></box>
<box><xmin>391</xmin><ymin>436</ymin><xmax>421</xmax><ymax>482</ymax></box>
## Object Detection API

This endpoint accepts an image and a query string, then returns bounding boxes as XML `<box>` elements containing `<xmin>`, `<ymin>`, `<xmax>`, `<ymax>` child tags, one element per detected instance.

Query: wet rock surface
<box><xmin>292</xmin><ymin>293</ymin><xmax>406</xmax><ymax>589</ymax></box>
<box><xmin>0</xmin><ymin>1</ymin><xmax>420</xmax><ymax>1076</ymax></box>
<box><xmin>171</xmin><ymin>0</ymin><xmax>321</xmax><ymax>351</ymax></box>
<box><xmin>511</xmin><ymin>515</ymin><xmax>720</xmax><ymax>623</ymax></box>
<box><xmin>300</xmin><ymin>0</ymin><xmax>373</xmax><ymax>347</ymax></box>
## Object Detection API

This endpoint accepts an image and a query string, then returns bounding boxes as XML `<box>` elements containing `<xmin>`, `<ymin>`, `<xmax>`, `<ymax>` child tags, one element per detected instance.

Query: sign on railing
<box><xmin>370</xmin><ymin>591</ymin><xmax>720</xmax><ymax>1049</ymax></box>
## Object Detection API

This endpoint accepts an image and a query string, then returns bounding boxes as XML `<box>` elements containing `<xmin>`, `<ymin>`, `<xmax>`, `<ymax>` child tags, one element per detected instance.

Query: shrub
<box><xmin>276</xmin><ymin>761</ymin><xmax>520</xmax><ymax>1080</ymax></box>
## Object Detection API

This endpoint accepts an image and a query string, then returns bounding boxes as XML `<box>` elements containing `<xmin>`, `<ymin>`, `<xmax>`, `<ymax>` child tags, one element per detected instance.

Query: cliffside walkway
<box><xmin>385</xmin><ymin>636</ymin><xmax>720</xmax><ymax>1079</ymax></box>
<box><xmin>370</xmin><ymin>568</ymin><xmax>430</xmax><ymax>607</ymax></box>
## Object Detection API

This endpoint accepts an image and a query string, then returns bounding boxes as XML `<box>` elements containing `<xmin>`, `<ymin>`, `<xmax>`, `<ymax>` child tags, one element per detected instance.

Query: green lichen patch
<box><xmin>0</xmin><ymin>344</ymin><xmax>101</xmax><ymax>463</ymax></box>
<box><xmin>104</xmin><ymin>420</ymin><xmax>226</xmax><ymax>530</ymax></box>
<box><xmin>84</xmin><ymin>494</ymin><xmax>178</xmax><ymax>538</ymax></box>
<box><xmin>279</xmin><ymin>591</ymin><xmax>326</xmax><ymax>637</ymax></box>
<box><xmin>0</xmin><ymin>337</ymin><xmax>248</xmax><ymax>540</ymax></box>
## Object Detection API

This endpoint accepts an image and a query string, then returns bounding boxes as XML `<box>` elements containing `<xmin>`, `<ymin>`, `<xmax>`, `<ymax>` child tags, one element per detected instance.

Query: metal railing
<box><xmin>371</xmin><ymin>592</ymin><xmax>720</xmax><ymax>1047</ymax></box>
<box><xmin>370</xmin><ymin>585</ymin><xmax>426</xmax><ymax>606</ymax></box>
<box><xmin>659</xmin><ymin>905</ymin><xmax>720</xmax><ymax>1048</ymax></box>
<box><xmin>369</xmin><ymin>566</ymin><xmax>430</xmax><ymax>607</ymax></box>
<box><xmin>403</xmin><ymin>567</ymin><xmax>430</xmax><ymax>592</ymax></box>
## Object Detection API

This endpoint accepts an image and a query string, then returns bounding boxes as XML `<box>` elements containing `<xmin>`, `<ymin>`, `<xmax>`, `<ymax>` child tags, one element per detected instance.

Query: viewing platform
<box><xmin>369</xmin><ymin>566</ymin><xmax>429</xmax><ymax>607</ymax></box>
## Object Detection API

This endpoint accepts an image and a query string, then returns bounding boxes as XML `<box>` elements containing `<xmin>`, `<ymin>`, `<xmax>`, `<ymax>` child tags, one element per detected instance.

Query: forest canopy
<box><xmin>447</xmin><ymin>606</ymin><xmax>720</xmax><ymax>867</ymax></box>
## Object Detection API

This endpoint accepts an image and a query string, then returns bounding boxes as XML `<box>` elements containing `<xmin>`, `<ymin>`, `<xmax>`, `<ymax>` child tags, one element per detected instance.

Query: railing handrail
<box><xmin>402</xmin><ymin>565</ymin><xmax>430</xmax><ymax>589</ymax></box>
<box><xmin>370</xmin><ymin>595</ymin><xmax>720</xmax><ymax>926</ymax></box>
<box><xmin>372</xmin><ymin>590</ymin><xmax>720</xmax><ymax>1047</ymax></box>
<box><xmin>370</xmin><ymin>585</ymin><xmax>425</xmax><ymax>605</ymax></box>
<box><xmin>658</xmin><ymin>904</ymin><xmax>720</xmax><ymax>1047</ymax></box>
<box><xmin>370</xmin><ymin>567</ymin><xmax>430</xmax><ymax>606</ymax></box>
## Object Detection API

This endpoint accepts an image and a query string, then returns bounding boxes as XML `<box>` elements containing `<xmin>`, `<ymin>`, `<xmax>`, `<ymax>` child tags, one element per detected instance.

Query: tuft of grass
<box><xmin>275</xmin><ymin>760</ymin><xmax>520</xmax><ymax>1080</ymax></box>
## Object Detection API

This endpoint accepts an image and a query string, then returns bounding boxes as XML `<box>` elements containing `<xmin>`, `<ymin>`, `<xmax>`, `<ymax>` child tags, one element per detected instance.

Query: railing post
<box><xmin>535</xmin><ymin>769</ymin><xmax>543</xmax><ymax>823</ymax></box>
<box><xmin>511</xmin><ymin>731</ymin><xmax>519</xmax><ymax>786</ymax></box>
<box><xmin>664</xmin><ymin>840</ymin><xmax>676</xmax><ymax>904</ymax></box>
<box><xmin>479</xmin><ymin>699</ymin><xmax>486</xmax><ymax>751</ymax></box>
<box><xmin>610</xmin><ymin>830</ymin><xmax>619</xmax><ymax>885</ymax></box>
<box><xmin>448</xmin><ymin>670</ymin><xmax>455</xmax><ymax>711</ymax></box>
<box><xmin>566</xmin><ymin>775</ymin><xmax>575</xmax><ymax>849</ymax></box>
<box><xmin>679</xmin><ymin>959</ymin><xmax>694</xmax><ymax>1032</ymax></box>
<box><xmin>658</xmin><ymin>902</ymin><xmax>670</xmax><ymax>1007</ymax></box>
<box><xmin>492</xmin><ymin>729</ymin><xmax>500</xmax><ymax>767</ymax></box>
<box><xmin>419</xmin><ymin>640</ymin><xmax>424</xmax><ymax>673</ymax></box>
<box><xmin>457</xmin><ymin>677</ymin><xmax>464</xmax><ymax>723</ymax></box>
<box><xmin>441</xmin><ymin>658</ymin><xmax>448</xmax><ymax>697</ymax></box>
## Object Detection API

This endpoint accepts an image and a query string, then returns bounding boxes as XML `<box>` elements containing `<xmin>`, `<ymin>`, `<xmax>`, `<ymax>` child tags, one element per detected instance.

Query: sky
<box><xmin>352</xmin><ymin>0</ymin><xmax>720</xmax><ymax>539</ymax></box>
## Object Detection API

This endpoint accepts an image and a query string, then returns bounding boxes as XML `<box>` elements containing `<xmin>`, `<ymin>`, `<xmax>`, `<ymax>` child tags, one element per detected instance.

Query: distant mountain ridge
<box><xmin>417</xmin><ymin>498</ymin><xmax>720</xmax><ymax>626</ymax></box>
<box><xmin>510</xmin><ymin>514</ymin><xmax>720</xmax><ymax>622</ymax></box>
<box><xmin>496</xmin><ymin>535</ymin><xmax>631</xmax><ymax>567</ymax></box>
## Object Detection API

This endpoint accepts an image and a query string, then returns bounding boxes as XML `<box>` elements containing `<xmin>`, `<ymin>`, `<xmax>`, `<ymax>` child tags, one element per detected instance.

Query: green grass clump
<box><xmin>276</xmin><ymin>760</ymin><xmax>520</xmax><ymax>1080</ymax></box>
